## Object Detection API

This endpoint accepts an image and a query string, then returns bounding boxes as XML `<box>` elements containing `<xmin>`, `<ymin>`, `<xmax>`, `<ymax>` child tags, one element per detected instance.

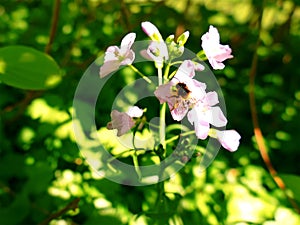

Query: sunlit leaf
<box><xmin>0</xmin><ymin>45</ymin><xmax>62</xmax><ymax>90</ymax></box>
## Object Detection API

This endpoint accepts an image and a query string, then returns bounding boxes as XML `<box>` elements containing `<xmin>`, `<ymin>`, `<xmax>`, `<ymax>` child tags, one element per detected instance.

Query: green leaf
<box><xmin>279</xmin><ymin>173</ymin><xmax>300</xmax><ymax>203</ymax></box>
<box><xmin>0</xmin><ymin>45</ymin><xmax>62</xmax><ymax>90</ymax></box>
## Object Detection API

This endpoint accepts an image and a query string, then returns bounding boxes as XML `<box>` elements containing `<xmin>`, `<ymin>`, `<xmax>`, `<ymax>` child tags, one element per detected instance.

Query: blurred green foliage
<box><xmin>1</xmin><ymin>0</ymin><xmax>300</xmax><ymax>224</ymax></box>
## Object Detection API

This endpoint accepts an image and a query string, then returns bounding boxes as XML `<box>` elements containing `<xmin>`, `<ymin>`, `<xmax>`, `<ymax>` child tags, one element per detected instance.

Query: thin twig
<box><xmin>120</xmin><ymin>0</ymin><xmax>132</xmax><ymax>31</ymax></box>
<box><xmin>248</xmin><ymin>1</ymin><xmax>300</xmax><ymax>213</ymax></box>
<box><xmin>45</xmin><ymin>0</ymin><xmax>61</xmax><ymax>54</ymax></box>
<box><xmin>38</xmin><ymin>198</ymin><xmax>80</xmax><ymax>225</ymax></box>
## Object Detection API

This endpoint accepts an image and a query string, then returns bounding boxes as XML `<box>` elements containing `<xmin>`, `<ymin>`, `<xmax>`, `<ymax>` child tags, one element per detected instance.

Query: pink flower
<box><xmin>99</xmin><ymin>33</ymin><xmax>136</xmax><ymax>78</ymax></box>
<box><xmin>213</xmin><ymin>129</ymin><xmax>241</xmax><ymax>152</ymax></box>
<box><xmin>201</xmin><ymin>25</ymin><xmax>233</xmax><ymax>70</ymax></box>
<box><xmin>178</xmin><ymin>60</ymin><xmax>205</xmax><ymax>78</ymax></box>
<box><xmin>140</xmin><ymin>41</ymin><xmax>169</xmax><ymax>68</ymax></box>
<box><xmin>141</xmin><ymin>21</ymin><xmax>163</xmax><ymax>41</ymax></box>
<box><xmin>154</xmin><ymin>61</ymin><xmax>206</xmax><ymax>121</ymax></box>
<box><xmin>106</xmin><ymin>106</ymin><xmax>143</xmax><ymax>136</ymax></box>
<box><xmin>187</xmin><ymin>91</ymin><xmax>227</xmax><ymax>139</ymax></box>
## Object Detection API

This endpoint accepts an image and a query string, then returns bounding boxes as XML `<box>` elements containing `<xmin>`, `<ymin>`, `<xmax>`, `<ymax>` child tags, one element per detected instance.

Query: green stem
<box><xmin>158</xmin><ymin>67</ymin><xmax>163</xmax><ymax>86</ymax></box>
<box><xmin>107</xmin><ymin>148</ymin><xmax>149</xmax><ymax>164</ymax></box>
<box><xmin>129</xmin><ymin>64</ymin><xmax>152</xmax><ymax>84</ymax></box>
<box><xmin>132</xmin><ymin>129</ymin><xmax>142</xmax><ymax>180</ymax></box>
<box><xmin>196</xmin><ymin>50</ymin><xmax>207</xmax><ymax>61</ymax></box>
<box><xmin>164</xmin><ymin>130</ymin><xmax>195</xmax><ymax>145</ymax></box>
<box><xmin>157</xmin><ymin>66</ymin><xmax>166</xmax><ymax>150</ymax></box>
<box><xmin>155</xmin><ymin>66</ymin><xmax>166</xmax><ymax>214</ymax></box>
<box><xmin>132</xmin><ymin>151</ymin><xmax>142</xmax><ymax>180</ymax></box>
<box><xmin>163</xmin><ymin>63</ymin><xmax>171</xmax><ymax>81</ymax></box>
<box><xmin>159</xmin><ymin>103</ymin><xmax>166</xmax><ymax>151</ymax></box>
<box><xmin>169</xmin><ymin>61</ymin><xmax>183</xmax><ymax>67</ymax></box>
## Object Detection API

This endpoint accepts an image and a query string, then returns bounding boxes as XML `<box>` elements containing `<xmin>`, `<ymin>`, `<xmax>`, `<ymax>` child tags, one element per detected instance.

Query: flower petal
<box><xmin>187</xmin><ymin>108</ymin><xmax>210</xmax><ymax>139</ymax></box>
<box><xmin>99</xmin><ymin>60</ymin><xmax>121</xmax><ymax>78</ymax></box>
<box><xmin>208</xmin><ymin>106</ymin><xmax>227</xmax><ymax>127</ymax></box>
<box><xmin>177</xmin><ymin>60</ymin><xmax>205</xmax><ymax>78</ymax></box>
<box><xmin>127</xmin><ymin>106</ymin><xmax>143</xmax><ymax>118</ymax></box>
<box><xmin>216</xmin><ymin>129</ymin><xmax>241</xmax><ymax>152</ymax></box>
<box><xmin>201</xmin><ymin>25</ymin><xmax>233</xmax><ymax>70</ymax></box>
<box><xmin>202</xmin><ymin>25</ymin><xmax>220</xmax><ymax>45</ymax></box>
<box><xmin>146</xmin><ymin>41</ymin><xmax>169</xmax><ymax>66</ymax></box>
<box><xmin>154</xmin><ymin>82</ymin><xmax>174</xmax><ymax>104</ymax></box>
<box><xmin>205</xmin><ymin>91</ymin><xmax>219</xmax><ymax>106</ymax></box>
<box><xmin>120</xmin><ymin>50</ymin><xmax>135</xmax><ymax>65</ymax></box>
<box><xmin>108</xmin><ymin>110</ymin><xmax>135</xmax><ymax>136</ymax></box>
<box><xmin>104</xmin><ymin>46</ymin><xmax>120</xmax><ymax>62</ymax></box>
<box><xmin>141</xmin><ymin>21</ymin><xmax>163</xmax><ymax>41</ymax></box>
<box><xmin>120</xmin><ymin>32</ymin><xmax>136</xmax><ymax>50</ymax></box>
<box><xmin>99</xmin><ymin>34</ymin><xmax>136</xmax><ymax>78</ymax></box>
<box><xmin>171</xmin><ymin>106</ymin><xmax>189</xmax><ymax>121</ymax></box>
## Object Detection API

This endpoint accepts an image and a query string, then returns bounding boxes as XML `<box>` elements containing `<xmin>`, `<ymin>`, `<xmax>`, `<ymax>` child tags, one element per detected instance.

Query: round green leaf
<box><xmin>0</xmin><ymin>45</ymin><xmax>62</xmax><ymax>90</ymax></box>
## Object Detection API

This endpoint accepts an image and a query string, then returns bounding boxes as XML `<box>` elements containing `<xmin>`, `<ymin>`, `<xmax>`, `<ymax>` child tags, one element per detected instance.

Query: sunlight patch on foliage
<box><xmin>18</xmin><ymin>126</ymin><xmax>35</xmax><ymax>150</ymax></box>
<box><xmin>48</xmin><ymin>170</ymin><xmax>84</xmax><ymax>200</ymax></box>
<box><xmin>27</xmin><ymin>98</ymin><xmax>70</xmax><ymax>124</ymax></box>
<box><xmin>97</xmin><ymin>127</ymin><xmax>155</xmax><ymax>155</ymax></box>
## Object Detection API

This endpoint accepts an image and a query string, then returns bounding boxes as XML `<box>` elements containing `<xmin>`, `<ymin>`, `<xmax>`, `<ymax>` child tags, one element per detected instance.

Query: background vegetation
<box><xmin>1</xmin><ymin>0</ymin><xmax>300</xmax><ymax>224</ymax></box>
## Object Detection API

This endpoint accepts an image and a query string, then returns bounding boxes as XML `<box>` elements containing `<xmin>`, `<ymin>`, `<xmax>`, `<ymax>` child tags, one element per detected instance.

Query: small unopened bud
<box><xmin>181</xmin><ymin>155</ymin><xmax>189</xmax><ymax>163</ymax></box>
<box><xmin>166</xmin><ymin>34</ymin><xmax>175</xmax><ymax>44</ymax></box>
<box><xmin>177</xmin><ymin>31</ymin><xmax>190</xmax><ymax>46</ymax></box>
<box><xmin>141</xmin><ymin>21</ymin><xmax>163</xmax><ymax>42</ymax></box>
<box><xmin>106</xmin><ymin>122</ymin><xmax>113</xmax><ymax>130</ymax></box>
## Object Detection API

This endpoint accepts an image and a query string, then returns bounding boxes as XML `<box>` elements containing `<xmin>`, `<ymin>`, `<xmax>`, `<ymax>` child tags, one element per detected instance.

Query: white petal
<box><xmin>216</xmin><ymin>130</ymin><xmax>241</xmax><ymax>152</ymax></box>
<box><xmin>187</xmin><ymin>108</ymin><xmax>209</xmax><ymax>139</ymax></box>
<box><xmin>104</xmin><ymin>46</ymin><xmax>119</xmax><ymax>62</ymax></box>
<box><xmin>121</xmin><ymin>32</ymin><xmax>136</xmax><ymax>49</ymax></box>
<box><xmin>209</xmin><ymin>106</ymin><xmax>227</xmax><ymax>127</ymax></box>
<box><xmin>141</xmin><ymin>21</ymin><xmax>163</xmax><ymax>41</ymax></box>
<box><xmin>171</xmin><ymin>106</ymin><xmax>189</xmax><ymax>121</ymax></box>
<box><xmin>127</xmin><ymin>106</ymin><xmax>143</xmax><ymax>118</ymax></box>
<box><xmin>206</xmin><ymin>91</ymin><xmax>219</xmax><ymax>106</ymax></box>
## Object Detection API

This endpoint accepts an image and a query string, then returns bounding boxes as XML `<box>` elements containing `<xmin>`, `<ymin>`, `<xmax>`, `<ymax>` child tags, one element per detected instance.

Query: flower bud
<box><xmin>141</xmin><ymin>21</ymin><xmax>163</xmax><ymax>42</ymax></box>
<box><xmin>181</xmin><ymin>155</ymin><xmax>189</xmax><ymax>163</ymax></box>
<box><xmin>166</xmin><ymin>34</ymin><xmax>175</xmax><ymax>44</ymax></box>
<box><xmin>177</xmin><ymin>31</ymin><xmax>190</xmax><ymax>46</ymax></box>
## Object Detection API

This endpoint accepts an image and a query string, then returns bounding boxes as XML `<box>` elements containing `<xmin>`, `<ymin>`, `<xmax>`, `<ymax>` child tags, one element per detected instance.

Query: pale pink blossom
<box><xmin>107</xmin><ymin>106</ymin><xmax>143</xmax><ymax>136</ymax></box>
<box><xmin>140</xmin><ymin>41</ymin><xmax>169</xmax><ymax>68</ymax></box>
<box><xmin>99</xmin><ymin>33</ymin><xmax>136</xmax><ymax>78</ymax></box>
<box><xmin>201</xmin><ymin>25</ymin><xmax>233</xmax><ymax>70</ymax></box>
<box><xmin>215</xmin><ymin>129</ymin><xmax>241</xmax><ymax>152</ymax></box>
<box><xmin>177</xmin><ymin>60</ymin><xmax>205</xmax><ymax>78</ymax></box>
<box><xmin>187</xmin><ymin>92</ymin><xmax>227</xmax><ymax>140</ymax></box>
<box><xmin>141</xmin><ymin>21</ymin><xmax>163</xmax><ymax>41</ymax></box>
<box><xmin>154</xmin><ymin>61</ymin><xmax>207</xmax><ymax>121</ymax></box>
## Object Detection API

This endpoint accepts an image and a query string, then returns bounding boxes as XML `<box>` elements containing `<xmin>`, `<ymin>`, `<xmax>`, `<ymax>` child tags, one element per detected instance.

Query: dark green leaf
<box><xmin>0</xmin><ymin>45</ymin><xmax>62</xmax><ymax>90</ymax></box>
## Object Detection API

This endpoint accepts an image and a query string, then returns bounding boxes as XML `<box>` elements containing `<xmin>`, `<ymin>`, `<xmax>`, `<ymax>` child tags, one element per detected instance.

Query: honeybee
<box><xmin>169</xmin><ymin>82</ymin><xmax>194</xmax><ymax>112</ymax></box>
<box><xmin>175</xmin><ymin>82</ymin><xmax>191</xmax><ymax>99</ymax></box>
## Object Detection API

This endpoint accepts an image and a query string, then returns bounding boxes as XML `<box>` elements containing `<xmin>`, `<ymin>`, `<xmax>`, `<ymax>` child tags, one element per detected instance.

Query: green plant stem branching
<box><xmin>129</xmin><ymin>64</ymin><xmax>152</xmax><ymax>84</ymax></box>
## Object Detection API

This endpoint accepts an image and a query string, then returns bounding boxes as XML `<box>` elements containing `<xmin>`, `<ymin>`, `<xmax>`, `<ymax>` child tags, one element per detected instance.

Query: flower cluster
<box><xmin>99</xmin><ymin>21</ymin><xmax>240</xmax><ymax>152</ymax></box>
